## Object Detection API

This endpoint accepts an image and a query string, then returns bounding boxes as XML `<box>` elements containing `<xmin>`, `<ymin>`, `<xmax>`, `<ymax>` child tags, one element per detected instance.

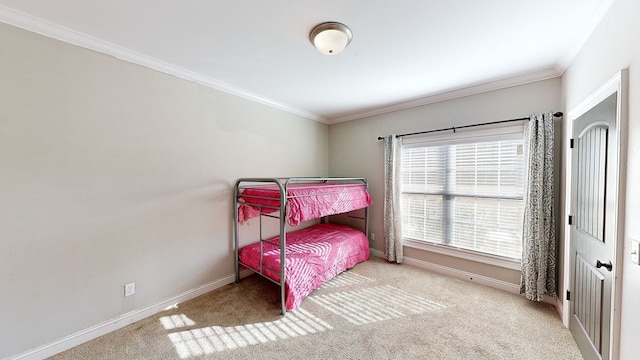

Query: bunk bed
<box><xmin>233</xmin><ymin>177</ymin><xmax>372</xmax><ymax>314</ymax></box>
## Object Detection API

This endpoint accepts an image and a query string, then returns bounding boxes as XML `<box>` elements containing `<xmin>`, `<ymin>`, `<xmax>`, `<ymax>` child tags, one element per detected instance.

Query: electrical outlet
<box><xmin>370</xmin><ymin>232</ymin><xmax>375</xmax><ymax>241</ymax></box>
<box><xmin>631</xmin><ymin>240</ymin><xmax>640</xmax><ymax>265</ymax></box>
<box><xmin>124</xmin><ymin>282</ymin><xmax>136</xmax><ymax>297</ymax></box>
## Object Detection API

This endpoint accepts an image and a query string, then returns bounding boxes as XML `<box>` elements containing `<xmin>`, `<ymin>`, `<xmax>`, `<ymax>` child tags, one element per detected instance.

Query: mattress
<box><xmin>238</xmin><ymin>223</ymin><xmax>370</xmax><ymax>310</ymax></box>
<box><xmin>237</xmin><ymin>182</ymin><xmax>372</xmax><ymax>226</ymax></box>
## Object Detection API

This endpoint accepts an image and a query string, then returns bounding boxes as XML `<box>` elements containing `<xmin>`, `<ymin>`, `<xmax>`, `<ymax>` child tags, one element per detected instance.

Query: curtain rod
<box><xmin>376</xmin><ymin>112</ymin><xmax>563</xmax><ymax>141</ymax></box>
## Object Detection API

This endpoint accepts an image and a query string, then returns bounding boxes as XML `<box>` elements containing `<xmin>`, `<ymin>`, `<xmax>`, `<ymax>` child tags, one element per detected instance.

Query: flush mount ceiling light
<box><xmin>309</xmin><ymin>22</ymin><xmax>352</xmax><ymax>55</ymax></box>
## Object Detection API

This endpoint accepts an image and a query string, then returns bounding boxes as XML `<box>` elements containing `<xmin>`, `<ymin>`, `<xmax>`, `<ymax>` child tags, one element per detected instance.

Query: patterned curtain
<box><xmin>383</xmin><ymin>135</ymin><xmax>403</xmax><ymax>263</ymax></box>
<box><xmin>520</xmin><ymin>113</ymin><xmax>557</xmax><ymax>301</ymax></box>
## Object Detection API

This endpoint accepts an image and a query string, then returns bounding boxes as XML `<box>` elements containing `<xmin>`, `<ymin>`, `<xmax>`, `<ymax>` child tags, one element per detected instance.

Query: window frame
<box><xmin>400</xmin><ymin>124</ymin><xmax>525</xmax><ymax>269</ymax></box>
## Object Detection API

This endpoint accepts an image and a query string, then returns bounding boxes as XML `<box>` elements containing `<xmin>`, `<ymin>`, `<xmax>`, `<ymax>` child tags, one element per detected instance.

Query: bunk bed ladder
<box><xmin>233</xmin><ymin>178</ymin><xmax>288</xmax><ymax>315</ymax></box>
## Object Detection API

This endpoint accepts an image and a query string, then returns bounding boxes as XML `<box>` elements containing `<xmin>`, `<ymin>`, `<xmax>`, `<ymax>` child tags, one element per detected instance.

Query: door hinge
<box><xmin>566</xmin><ymin>290</ymin><xmax>571</xmax><ymax>301</ymax></box>
<box><xmin>570</xmin><ymin>138</ymin><xmax>574</xmax><ymax>148</ymax></box>
<box><xmin>568</xmin><ymin>215</ymin><xmax>573</xmax><ymax>225</ymax></box>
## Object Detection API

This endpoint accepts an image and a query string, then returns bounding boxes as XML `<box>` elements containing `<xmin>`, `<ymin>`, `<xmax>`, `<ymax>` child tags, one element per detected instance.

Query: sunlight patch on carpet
<box><xmin>160</xmin><ymin>314</ymin><xmax>197</xmax><ymax>330</ymax></box>
<box><xmin>166</xmin><ymin>308</ymin><xmax>332</xmax><ymax>358</ymax></box>
<box><xmin>319</xmin><ymin>271</ymin><xmax>375</xmax><ymax>289</ymax></box>
<box><xmin>309</xmin><ymin>285</ymin><xmax>446</xmax><ymax>325</ymax></box>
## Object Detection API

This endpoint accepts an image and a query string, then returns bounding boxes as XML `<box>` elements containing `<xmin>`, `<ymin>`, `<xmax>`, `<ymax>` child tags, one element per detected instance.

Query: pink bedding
<box><xmin>238</xmin><ymin>223</ymin><xmax>370</xmax><ymax>310</ymax></box>
<box><xmin>237</xmin><ymin>183</ymin><xmax>373</xmax><ymax>226</ymax></box>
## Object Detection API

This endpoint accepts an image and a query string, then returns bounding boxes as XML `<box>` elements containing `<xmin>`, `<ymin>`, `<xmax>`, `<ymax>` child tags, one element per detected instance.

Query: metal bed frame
<box><xmin>233</xmin><ymin>177</ymin><xmax>370</xmax><ymax>315</ymax></box>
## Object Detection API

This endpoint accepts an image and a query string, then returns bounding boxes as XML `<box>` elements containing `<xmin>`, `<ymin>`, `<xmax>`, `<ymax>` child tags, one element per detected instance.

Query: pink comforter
<box><xmin>238</xmin><ymin>223</ymin><xmax>370</xmax><ymax>310</ymax></box>
<box><xmin>237</xmin><ymin>183</ymin><xmax>372</xmax><ymax>226</ymax></box>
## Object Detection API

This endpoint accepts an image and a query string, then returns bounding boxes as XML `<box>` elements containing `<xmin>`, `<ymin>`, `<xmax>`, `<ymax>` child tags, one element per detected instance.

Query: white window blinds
<box><xmin>400</xmin><ymin>133</ymin><xmax>525</xmax><ymax>260</ymax></box>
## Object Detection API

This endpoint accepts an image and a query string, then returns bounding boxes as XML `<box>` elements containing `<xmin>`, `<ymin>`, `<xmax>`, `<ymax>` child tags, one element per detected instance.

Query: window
<box><xmin>400</xmin><ymin>129</ymin><xmax>525</xmax><ymax>261</ymax></box>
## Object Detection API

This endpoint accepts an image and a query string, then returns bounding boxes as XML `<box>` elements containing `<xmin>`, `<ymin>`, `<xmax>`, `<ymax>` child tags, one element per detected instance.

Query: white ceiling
<box><xmin>0</xmin><ymin>1</ymin><xmax>614</xmax><ymax>123</ymax></box>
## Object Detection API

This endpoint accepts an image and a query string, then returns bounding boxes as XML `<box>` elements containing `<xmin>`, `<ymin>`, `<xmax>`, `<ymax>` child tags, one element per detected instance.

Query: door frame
<box><xmin>562</xmin><ymin>69</ymin><xmax>628</xmax><ymax>360</ymax></box>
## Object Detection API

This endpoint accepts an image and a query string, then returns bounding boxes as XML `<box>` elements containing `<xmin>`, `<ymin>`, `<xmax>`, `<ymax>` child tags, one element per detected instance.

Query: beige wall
<box><xmin>0</xmin><ymin>23</ymin><xmax>328</xmax><ymax>358</ymax></box>
<box><xmin>328</xmin><ymin>78</ymin><xmax>562</xmax><ymax>286</ymax></box>
<box><xmin>561</xmin><ymin>0</ymin><xmax>640</xmax><ymax>357</ymax></box>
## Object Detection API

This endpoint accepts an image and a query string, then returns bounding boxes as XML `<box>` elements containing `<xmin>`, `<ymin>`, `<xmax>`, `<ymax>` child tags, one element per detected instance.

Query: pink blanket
<box><xmin>238</xmin><ymin>223</ymin><xmax>370</xmax><ymax>310</ymax></box>
<box><xmin>238</xmin><ymin>183</ymin><xmax>372</xmax><ymax>226</ymax></box>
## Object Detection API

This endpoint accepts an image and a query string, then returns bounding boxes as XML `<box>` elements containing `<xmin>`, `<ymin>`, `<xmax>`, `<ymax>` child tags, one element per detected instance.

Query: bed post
<box><xmin>233</xmin><ymin>179</ymin><xmax>241</xmax><ymax>283</ymax></box>
<box><xmin>364</xmin><ymin>178</ymin><xmax>369</xmax><ymax>242</ymax></box>
<box><xmin>277</xmin><ymin>179</ymin><xmax>287</xmax><ymax>315</ymax></box>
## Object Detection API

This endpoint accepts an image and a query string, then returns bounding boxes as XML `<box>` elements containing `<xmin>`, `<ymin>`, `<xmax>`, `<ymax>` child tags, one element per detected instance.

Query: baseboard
<box><xmin>370</xmin><ymin>249</ymin><xmax>519</xmax><ymax>294</ymax></box>
<box><xmin>370</xmin><ymin>249</ymin><xmax>562</xmax><ymax>309</ymax></box>
<box><xmin>12</xmin><ymin>252</ymin><xmax>563</xmax><ymax>360</ymax></box>
<box><xmin>10</xmin><ymin>269</ymin><xmax>252</xmax><ymax>360</ymax></box>
<box><xmin>554</xmin><ymin>296</ymin><xmax>564</xmax><ymax>320</ymax></box>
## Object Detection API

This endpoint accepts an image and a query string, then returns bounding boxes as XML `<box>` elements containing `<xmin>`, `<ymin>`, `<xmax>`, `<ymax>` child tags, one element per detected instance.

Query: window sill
<box><xmin>403</xmin><ymin>238</ymin><xmax>522</xmax><ymax>271</ymax></box>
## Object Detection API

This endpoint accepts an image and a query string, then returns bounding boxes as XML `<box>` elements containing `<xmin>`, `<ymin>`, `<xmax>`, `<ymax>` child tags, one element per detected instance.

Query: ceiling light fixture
<box><xmin>309</xmin><ymin>22</ymin><xmax>352</xmax><ymax>55</ymax></box>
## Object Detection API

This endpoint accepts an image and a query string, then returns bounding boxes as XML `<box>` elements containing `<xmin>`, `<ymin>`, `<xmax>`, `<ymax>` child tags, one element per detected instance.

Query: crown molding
<box><xmin>2</xmin><ymin>2</ymin><xmax>607</xmax><ymax>126</ymax></box>
<box><xmin>326</xmin><ymin>67</ymin><xmax>562</xmax><ymax>124</ymax></box>
<box><xmin>0</xmin><ymin>5</ymin><xmax>327</xmax><ymax>123</ymax></box>
<box><xmin>326</xmin><ymin>0</ymin><xmax>616</xmax><ymax>125</ymax></box>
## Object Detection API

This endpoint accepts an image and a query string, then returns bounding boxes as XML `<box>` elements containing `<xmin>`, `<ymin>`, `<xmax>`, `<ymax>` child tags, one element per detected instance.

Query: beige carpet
<box><xmin>51</xmin><ymin>257</ymin><xmax>582</xmax><ymax>359</ymax></box>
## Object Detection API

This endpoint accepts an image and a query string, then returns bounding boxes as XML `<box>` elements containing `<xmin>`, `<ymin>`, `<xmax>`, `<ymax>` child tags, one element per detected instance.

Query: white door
<box><xmin>569</xmin><ymin>93</ymin><xmax>618</xmax><ymax>360</ymax></box>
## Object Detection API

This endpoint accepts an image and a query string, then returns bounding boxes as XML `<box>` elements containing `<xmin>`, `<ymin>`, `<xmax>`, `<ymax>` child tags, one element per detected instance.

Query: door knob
<box><xmin>596</xmin><ymin>260</ymin><xmax>613</xmax><ymax>272</ymax></box>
